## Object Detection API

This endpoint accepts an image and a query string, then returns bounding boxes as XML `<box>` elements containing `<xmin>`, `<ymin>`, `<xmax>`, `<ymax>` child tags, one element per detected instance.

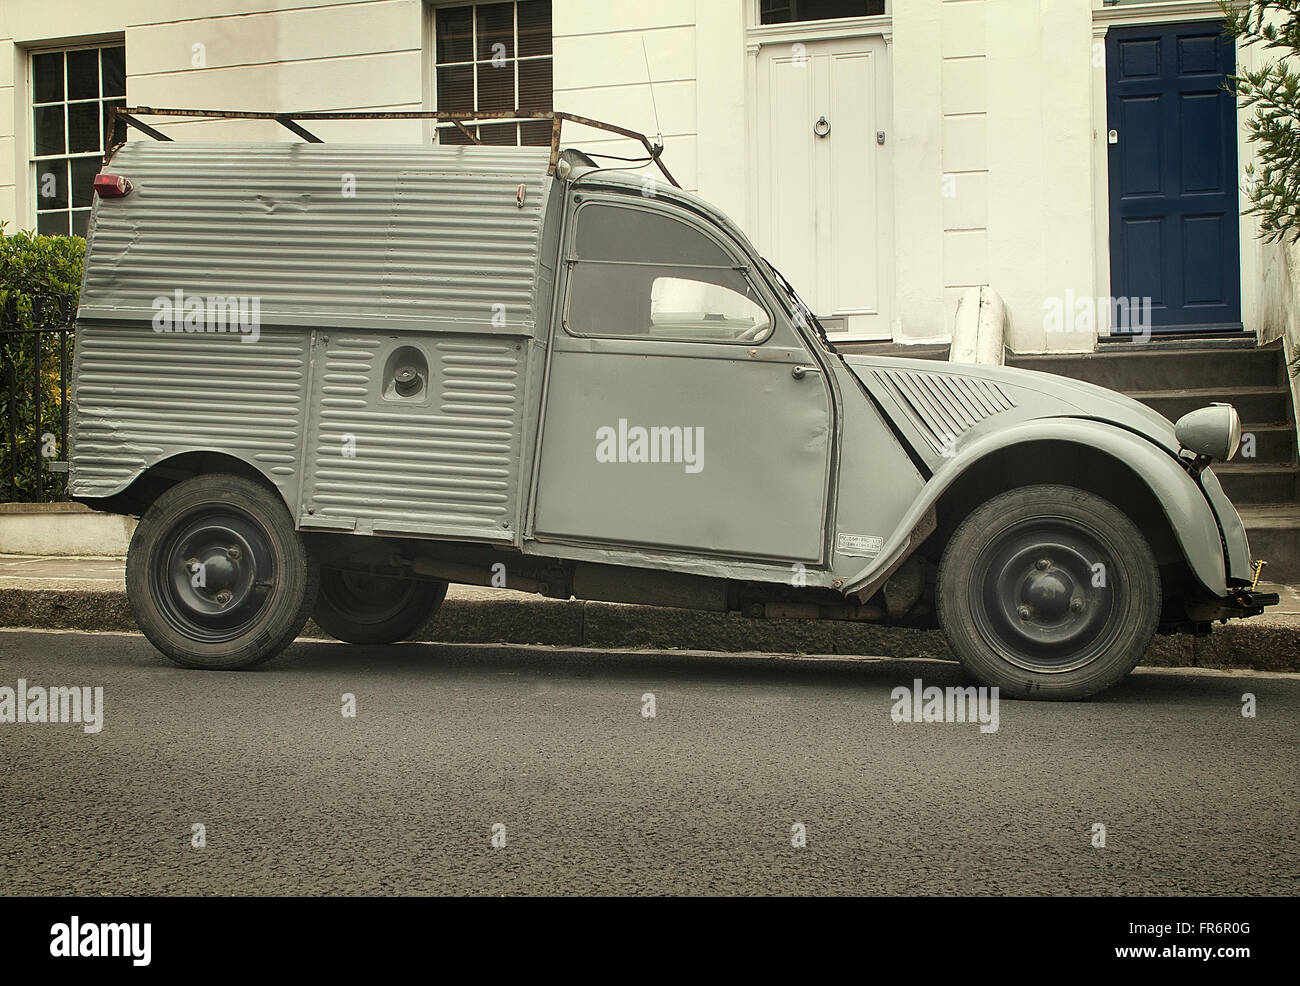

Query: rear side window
<box><xmin>565</xmin><ymin>203</ymin><xmax>772</xmax><ymax>344</ymax></box>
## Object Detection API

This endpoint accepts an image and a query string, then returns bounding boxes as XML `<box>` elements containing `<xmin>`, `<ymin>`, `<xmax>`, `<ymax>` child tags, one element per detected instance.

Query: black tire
<box><xmin>936</xmin><ymin>484</ymin><xmax>1160</xmax><ymax>700</ymax></box>
<box><xmin>312</xmin><ymin>568</ymin><xmax>448</xmax><ymax>644</ymax></box>
<box><xmin>126</xmin><ymin>473</ymin><xmax>318</xmax><ymax>670</ymax></box>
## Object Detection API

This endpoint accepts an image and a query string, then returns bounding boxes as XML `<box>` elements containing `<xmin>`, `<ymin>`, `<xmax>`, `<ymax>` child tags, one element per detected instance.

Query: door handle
<box><xmin>792</xmin><ymin>365</ymin><xmax>822</xmax><ymax>379</ymax></box>
<box><xmin>814</xmin><ymin>116</ymin><xmax>831</xmax><ymax>138</ymax></box>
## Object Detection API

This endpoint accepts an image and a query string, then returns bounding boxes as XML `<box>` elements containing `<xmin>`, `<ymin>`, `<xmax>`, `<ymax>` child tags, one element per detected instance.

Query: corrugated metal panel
<box><xmin>872</xmin><ymin>367</ymin><xmax>1017</xmax><ymax>454</ymax></box>
<box><xmin>80</xmin><ymin>142</ymin><xmax>551</xmax><ymax>331</ymax></box>
<box><xmin>69</xmin><ymin>322</ymin><xmax>309</xmax><ymax>500</ymax></box>
<box><xmin>303</xmin><ymin>333</ymin><xmax>523</xmax><ymax>539</ymax></box>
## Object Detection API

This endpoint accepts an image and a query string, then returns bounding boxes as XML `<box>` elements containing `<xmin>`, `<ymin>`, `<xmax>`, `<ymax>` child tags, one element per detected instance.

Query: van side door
<box><xmin>529</xmin><ymin>192</ymin><xmax>835</xmax><ymax>563</ymax></box>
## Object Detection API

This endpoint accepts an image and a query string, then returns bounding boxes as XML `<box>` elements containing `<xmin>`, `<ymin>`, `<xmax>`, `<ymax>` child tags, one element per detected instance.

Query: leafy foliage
<box><xmin>1222</xmin><ymin>1</ymin><xmax>1300</xmax><ymax>243</ymax></box>
<box><xmin>0</xmin><ymin>222</ymin><xmax>84</xmax><ymax>501</ymax></box>
<box><xmin>1222</xmin><ymin>2</ymin><xmax>1300</xmax><ymax>375</ymax></box>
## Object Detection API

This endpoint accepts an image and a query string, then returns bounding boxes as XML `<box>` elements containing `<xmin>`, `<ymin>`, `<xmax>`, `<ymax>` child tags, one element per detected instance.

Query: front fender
<box><xmin>842</xmin><ymin>417</ymin><xmax>1227</xmax><ymax>599</ymax></box>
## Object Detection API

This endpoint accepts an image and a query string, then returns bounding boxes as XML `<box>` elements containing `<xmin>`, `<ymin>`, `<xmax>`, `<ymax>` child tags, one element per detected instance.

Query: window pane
<box><xmin>67</xmin><ymin>48</ymin><xmax>99</xmax><ymax>100</ymax></box>
<box><xmin>520</xmin><ymin>119</ymin><xmax>552</xmax><ymax>146</ymax></box>
<box><xmin>106</xmin><ymin>99</ymin><xmax>127</xmax><ymax>145</ymax></box>
<box><xmin>30</xmin><ymin>44</ymin><xmax>126</xmax><ymax>238</ymax></box>
<box><xmin>649</xmin><ymin>276</ymin><xmax>771</xmax><ymax>341</ymax></box>
<box><xmin>35</xmin><ymin>160</ymin><xmax>69</xmax><ymax>210</ymax></box>
<box><xmin>478</xmin><ymin>121</ymin><xmax>518</xmax><ymax>145</ymax></box>
<box><xmin>68</xmin><ymin>101</ymin><xmax>101</xmax><ymax>153</ymax></box>
<box><xmin>37</xmin><ymin>211</ymin><xmax>69</xmax><ymax>236</ymax></box>
<box><xmin>518</xmin><ymin>57</ymin><xmax>551</xmax><ymax>110</ymax></box>
<box><xmin>33</xmin><ymin>52</ymin><xmax>64</xmax><ymax>103</ymax></box>
<box><xmin>436</xmin><ymin>5</ymin><xmax>475</xmax><ymax>64</ymax></box>
<box><xmin>567</xmin><ymin>263</ymin><xmax>770</xmax><ymax>342</ymax></box>
<box><xmin>477</xmin><ymin>60</ymin><xmax>514</xmax><ymax>111</ymax></box>
<box><xmin>476</xmin><ymin>2</ymin><xmax>514</xmax><ymax>62</ymax></box>
<box><xmin>72</xmin><ymin>157</ymin><xmax>101</xmax><ymax>207</ymax></box>
<box><xmin>760</xmin><ymin>0</ymin><xmax>884</xmax><ymax>24</ymax></box>
<box><xmin>517</xmin><ymin>0</ymin><xmax>552</xmax><ymax>57</ymax></box>
<box><xmin>436</xmin><ymin>63</ymin><xmax>474</xmax><ymax>111</ymax></box>
<box><xmin>34</xmin><ymin>104</ymin><xmax>65</xmax><ymax>156</ymax></box>
<box><xmin>575</xmin><ymin>205</ymin><xmax>732</xmax><ymax>266</ymax></box>
<box><xmin>101</xmin><ymin>45</ymin><xmax>125</xmax><ymax>98</ymax></box>
<box><xmin>439</xmin><ymin>123</ymin><xmax>474</xmax><ymax>145</ymax></box>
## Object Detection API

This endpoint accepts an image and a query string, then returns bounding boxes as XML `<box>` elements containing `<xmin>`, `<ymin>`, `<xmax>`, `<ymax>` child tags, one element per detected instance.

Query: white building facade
<box><xmin>0</xmin><ymin>0</ymin><xmax>1276</xmax><ymax>353</ymax></box>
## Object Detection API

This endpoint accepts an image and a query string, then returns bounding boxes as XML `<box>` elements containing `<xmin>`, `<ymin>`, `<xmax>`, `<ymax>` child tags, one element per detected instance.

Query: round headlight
<box><xmin>1175</xmin><ymin>403</ymin><xmax>1241</xmax><ymax>462</ymax></box>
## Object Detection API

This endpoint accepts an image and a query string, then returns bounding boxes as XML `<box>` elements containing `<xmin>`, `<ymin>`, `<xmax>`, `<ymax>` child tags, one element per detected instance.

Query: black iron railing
<box><xmin>0</xmin><ymin>296</ymin><xmax>75</xmax><ymax>502</ymax></box>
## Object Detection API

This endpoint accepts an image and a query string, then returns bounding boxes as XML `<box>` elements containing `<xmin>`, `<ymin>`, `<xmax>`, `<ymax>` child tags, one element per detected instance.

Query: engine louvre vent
<box><xmin>872</xmin><ymin>368</ymin><xmax>1017</xmax><ymax>455</ymax></box>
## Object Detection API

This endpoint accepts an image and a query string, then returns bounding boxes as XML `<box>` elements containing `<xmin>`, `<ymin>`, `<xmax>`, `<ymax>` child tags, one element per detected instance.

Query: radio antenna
<box><xmin>641</xmin><ymin>38</ymin><xmax>663</xmax><ymax>155</ymax></box>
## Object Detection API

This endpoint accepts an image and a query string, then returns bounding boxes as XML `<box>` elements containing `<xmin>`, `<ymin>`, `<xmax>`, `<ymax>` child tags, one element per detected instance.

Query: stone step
<box><xmin>1007</xmin><ymin>343</ymin><xmax>1284</xmax><ymax>392</ymax></box>
<box><xmin>1130</xmin><ymin>386</ymin><xmax>1292</xmax><ymax>426</ymax></box>
<box><xmin>1213</xmin><ymin>463</ymin><xmax>1300</xmax><ymax>505</ymax></box>
<box><xmin>1239</xmin><ymin>504</ymin><xmax>1300</xmax><ymax>583</ymax></box>
<box><xmin>1235</xmin><ymin>424</ymin><xmax>1298</xmax><ymax>464</ymax></box>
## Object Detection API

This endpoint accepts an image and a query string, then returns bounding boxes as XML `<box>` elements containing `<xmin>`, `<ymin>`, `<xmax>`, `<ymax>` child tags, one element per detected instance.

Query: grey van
<box><xmin>69</xmin><ymin>116</ymin><xmax>1277</xmax><ymax>699</ymax></box>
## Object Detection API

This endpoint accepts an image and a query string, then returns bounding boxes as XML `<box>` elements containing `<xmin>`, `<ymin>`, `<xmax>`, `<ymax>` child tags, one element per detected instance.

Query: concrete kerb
<box><xmin>1</xmin><ymin>578</ymin><xmax>1297</xmax><ymax>672</ymax></box>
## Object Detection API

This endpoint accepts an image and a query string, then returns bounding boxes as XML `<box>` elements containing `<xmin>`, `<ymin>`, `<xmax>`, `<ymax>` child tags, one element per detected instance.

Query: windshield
<box><xmin>763</xmin><ymin>258</ymin><xmax>836</xmax><ymax>352</ymax></box>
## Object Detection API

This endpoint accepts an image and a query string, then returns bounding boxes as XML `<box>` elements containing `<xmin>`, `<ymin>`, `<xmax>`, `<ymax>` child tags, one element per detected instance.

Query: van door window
<box><xmin>564</xmin><ymin>203</ymin><xmax>772</xmax><ymax>343</ymax></box>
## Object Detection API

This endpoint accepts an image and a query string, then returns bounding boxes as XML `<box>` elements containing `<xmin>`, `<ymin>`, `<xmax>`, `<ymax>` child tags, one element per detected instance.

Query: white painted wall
<box><xmin>552</xmin><ymin>0</ymin><xmax>699</xmax><ymax>191</ymax></box>
<box><xmin>0</xmin><ymin>0</ymin><xmax>1270</xmax><ymax>354</ymax></box>
<box><xmin>889</xmin><ymin>0</ymin><xmax>944</xmax><ymax>343</ymax></box>
<box><xmin>0</xmin><ymin>505</ymin><xmax>135</xmax><ymax>555</ymax></box>
<box><xmin>988</xmin><ymin>0</ymin><xmax>1096</xmax><ymax>353</ymax></box>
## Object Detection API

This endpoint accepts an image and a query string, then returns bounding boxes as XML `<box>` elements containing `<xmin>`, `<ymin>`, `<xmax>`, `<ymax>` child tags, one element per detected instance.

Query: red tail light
<box><xmin>93</xmin><ymin>173</ymin><xmax>132</xmax><ymax>197</ymax></box>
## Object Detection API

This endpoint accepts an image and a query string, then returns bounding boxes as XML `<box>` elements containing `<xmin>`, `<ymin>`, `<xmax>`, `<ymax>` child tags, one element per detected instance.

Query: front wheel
<box><xmin>312</xmin><ymin>568</ymin><xmax>448</xmax><ymax>644</ymax></box>
<box><xmin>936</xmin><ymin>485</ymin><xmax>1160</xmax><ymax>700</ymax></box>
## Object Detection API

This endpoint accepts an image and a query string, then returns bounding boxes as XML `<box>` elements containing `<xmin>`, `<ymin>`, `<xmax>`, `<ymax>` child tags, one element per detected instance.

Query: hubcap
<box><xmin>970</xmin><ymin>517</ymin><xmax>1122</xmax><ymax>673</ymax></box>
<box><xmin>151</xmin><ymin>509</ymin><xmax>276</xmax><ymax>643</ymax></box>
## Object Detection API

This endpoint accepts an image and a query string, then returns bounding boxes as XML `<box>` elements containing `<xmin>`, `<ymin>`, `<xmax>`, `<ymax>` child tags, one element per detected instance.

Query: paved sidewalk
<box><xmin>2</xmin><ymin>554</ymin><xmax>1299</xmax><ymax>672</ymax></box>
<box><xmin>0</xmin><ymin>554</ymin><xmax>536</xmax><ymax>600</ymax></box>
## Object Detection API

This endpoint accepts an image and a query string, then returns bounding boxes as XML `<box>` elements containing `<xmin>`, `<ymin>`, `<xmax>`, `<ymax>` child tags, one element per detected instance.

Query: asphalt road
<box><xmin>1</xmin><ymin>629</ymin><xmax>1297</xmax><ymax>896</ymax></box>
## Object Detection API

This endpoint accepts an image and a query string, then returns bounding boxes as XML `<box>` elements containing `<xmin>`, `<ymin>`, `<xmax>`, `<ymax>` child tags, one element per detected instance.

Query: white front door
<box><xmin>756</xmin><ymin>36</ymin><xmax>893</xmax><ymax>341</ymax></box>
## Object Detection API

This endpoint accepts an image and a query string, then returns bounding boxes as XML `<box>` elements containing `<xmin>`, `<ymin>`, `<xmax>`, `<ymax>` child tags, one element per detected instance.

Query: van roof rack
<box><xmin>106</xmin><ymin>106</ymin><xmax>681</xmax><ymax>188</ymax></box>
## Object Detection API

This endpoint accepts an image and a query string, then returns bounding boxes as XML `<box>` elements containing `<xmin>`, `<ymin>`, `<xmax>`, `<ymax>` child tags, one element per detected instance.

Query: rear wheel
<box><xmin>126</xmin><ymin>474</ymin><xmax>317</xmax><ymax>670</ymax></box>
<box><xmin>312</xmin><ymin>567</ymin><xmax>448</xmax><ymax>644</ymax></box>
<box><xmin>936</xmin><ymin>484</ymin><xmax>1160</xmax><ymax>700</ymax></box>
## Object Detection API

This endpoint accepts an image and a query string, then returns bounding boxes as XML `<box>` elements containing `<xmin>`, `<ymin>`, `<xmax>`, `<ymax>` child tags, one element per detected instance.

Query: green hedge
<box><xmin>0</xmin><ymin>223</ymin><xmax>84</xmax><ymax>502</ymax></box>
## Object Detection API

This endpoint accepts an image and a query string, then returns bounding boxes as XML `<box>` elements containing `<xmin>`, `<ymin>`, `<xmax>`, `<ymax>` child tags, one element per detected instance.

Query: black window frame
<box><xmin>759</xmin><ymin>0</ymin><xmax>886</xmax><ymax>25</ymax></box>
<box><xmin>432</xmin><ymin>0</ymin><xmax>554</xmax><ymax>147</ymax></box>
<box><xmin>29</xmin><ymin>41</ymin><xmax>126</xmax><ymax>238</ymax></box>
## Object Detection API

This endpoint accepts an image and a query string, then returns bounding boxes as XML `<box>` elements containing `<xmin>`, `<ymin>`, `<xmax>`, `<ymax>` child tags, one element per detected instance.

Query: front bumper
<box><xmin>1226</xmin><ymin>588</ymin><xmax>1281</xmax><ymax>616</ymax></box>
<box><xmin>1184</xmin><ymin>586</ymin><xmax>1280</xmax><ymax>625</ymax></box>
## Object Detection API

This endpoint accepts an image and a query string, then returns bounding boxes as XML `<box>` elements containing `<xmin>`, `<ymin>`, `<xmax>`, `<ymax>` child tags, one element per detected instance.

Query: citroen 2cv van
<box><xmin>68</xmin><ymin>111</ymin><xmax>1277</xmax><ymax>699</ymax></box>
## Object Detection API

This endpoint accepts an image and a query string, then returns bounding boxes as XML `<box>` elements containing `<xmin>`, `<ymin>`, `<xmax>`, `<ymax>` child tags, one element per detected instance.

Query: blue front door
<box><xmin>1106</xmin><ymin>21</ymin><xmax>1241</xmax><ymax>334</ymax></box>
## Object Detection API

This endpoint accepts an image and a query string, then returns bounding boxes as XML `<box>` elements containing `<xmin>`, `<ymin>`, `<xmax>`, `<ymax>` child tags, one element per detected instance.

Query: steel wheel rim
<box><xmin>969</xmin><ymin>515</ymin><xmax>1123</xmax><ymax>674</ymax></box>
<box><xmin>151</xmin><ymin>507</ymin><xmax>276</xmax><ymax>643</ymax></box>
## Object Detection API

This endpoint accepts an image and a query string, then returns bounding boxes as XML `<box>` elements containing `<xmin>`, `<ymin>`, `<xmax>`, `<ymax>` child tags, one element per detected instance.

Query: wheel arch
<box><xmin>844</xmin><ymin>419</ymin><xmax>1226</xmax><ymax>600</ymax></box>
<box><xmin>75</xmin><ymin>450</ymin><xmax>292</xmax><ymax>520</ymax></box>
